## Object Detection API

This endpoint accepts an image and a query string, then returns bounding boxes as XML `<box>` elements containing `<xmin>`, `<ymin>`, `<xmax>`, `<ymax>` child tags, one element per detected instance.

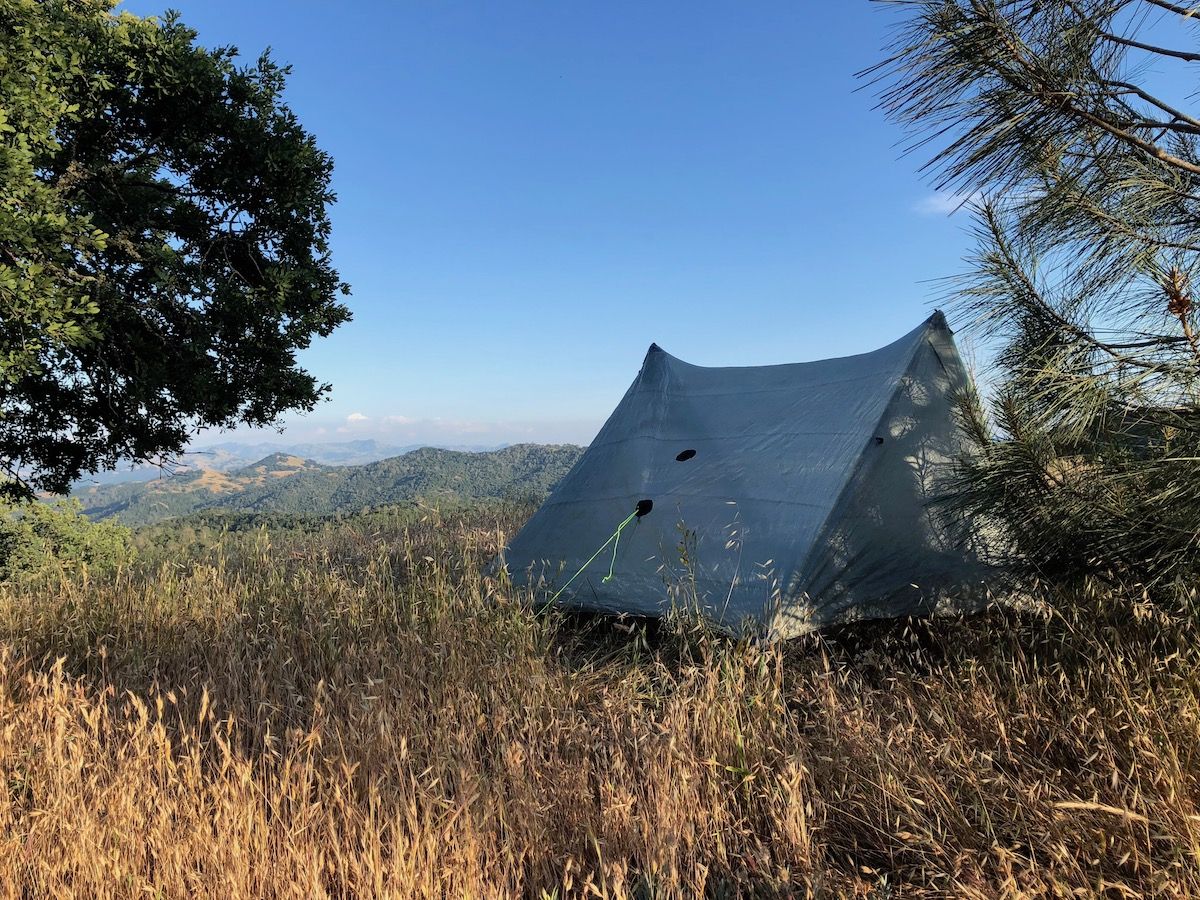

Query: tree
<box><xmin>0</xmin><ymin>497</ymin><xmax>131</xmax><ymax>580</ymax></box>
<box><xmin>0</xmin><ymin>0</ymin><xmax>350</xmax><ymax>497</ymax></box>
<box><xmin>869</xmin><ymin>0</ymin><xmax>1200</xmax><ymax>591</ymax></box>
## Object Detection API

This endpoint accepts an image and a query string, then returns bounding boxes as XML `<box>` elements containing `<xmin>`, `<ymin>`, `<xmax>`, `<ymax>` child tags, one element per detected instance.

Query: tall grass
<box><xmin>0</xmin><ymin>505</ymin><xmax>1198</xmax><ymax>897</ymax></box>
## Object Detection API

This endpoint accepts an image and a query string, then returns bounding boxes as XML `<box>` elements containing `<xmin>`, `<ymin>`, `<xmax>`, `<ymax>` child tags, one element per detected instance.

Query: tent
<box><xmin>496</xmin><ymin>312</ymin><xmax>991</xmax><ymax>638</ymax></box>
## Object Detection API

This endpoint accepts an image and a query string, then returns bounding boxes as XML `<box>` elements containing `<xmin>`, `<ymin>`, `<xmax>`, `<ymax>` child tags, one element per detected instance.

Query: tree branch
<box><xmin>983</xmin><ymin>206</ymin><xmax>1188</xmax><ymax>371</ymax></box>
<box><xmin>1067</xmin><ymin>100</ymin><xmax>1200</xmax><ymax>175</ymax></box>
<box><xmin>1098</xmin><ymin>29</ymin><xmax>1200</xmax><ymax>62</ymax></box>
<box><xmin>980</xmin><ymin>4</ymin><xmax>1200</xmax><ymax>176</ymax></box>
<box><xmin>1126</xmin><ymin>119</ymin><xmax>1200</xmax><ymax>134</ymax></box>
<box><xmin>1102</xmin><ymin>80</ymin><xmax>1200</xmax><ymax>130</ymax></box>
<box><xmin>1137</xmin><ymin>0</ymin><xmax>1200</xmax><ymax>19</ymax></box>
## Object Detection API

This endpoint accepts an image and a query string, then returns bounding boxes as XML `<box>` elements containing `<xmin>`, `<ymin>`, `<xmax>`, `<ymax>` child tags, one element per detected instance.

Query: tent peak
<box><xmin>644</xmin><ymin>313</ymin><xmax>947</xmax><ymax>373</ymax></box>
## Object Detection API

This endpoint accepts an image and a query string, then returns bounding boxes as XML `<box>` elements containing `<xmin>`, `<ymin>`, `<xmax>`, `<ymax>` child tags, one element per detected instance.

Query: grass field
<box><xmin>1</xmin><ymin>505</ymin><xmax>1198</xmax><ymax>897</ymax></box>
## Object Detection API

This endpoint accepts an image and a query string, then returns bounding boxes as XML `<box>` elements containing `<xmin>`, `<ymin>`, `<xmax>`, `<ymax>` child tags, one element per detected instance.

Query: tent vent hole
<box><xmin>675</xmin><ymin>449</ymin><xmax>697</xmax><ymax>461</ymax></box>
<box><xmin>874</xmin><ymin>437</ymin><xmax>884</xmax><ymax>445</ymax></box>
<box><xmin>635</xmin><ymin>499</ymin><xmax>653</xmax><ymax>518</ymax></box>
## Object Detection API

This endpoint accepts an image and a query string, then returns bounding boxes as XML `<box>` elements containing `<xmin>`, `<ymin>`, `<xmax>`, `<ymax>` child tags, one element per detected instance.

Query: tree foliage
<box><xmin>0</xmin><ymin>0</ymin><xmax>350</xmax><ymax>496</ymax></box>
<box><xmin>870</xmin><ymin>0</ymin><xmax>1200</xmax><ymax>591</ymax></box>
<box><xmin>0</xmin><ymin>498</ymin><xmax>131</xmax><ymax>580</ymax></box>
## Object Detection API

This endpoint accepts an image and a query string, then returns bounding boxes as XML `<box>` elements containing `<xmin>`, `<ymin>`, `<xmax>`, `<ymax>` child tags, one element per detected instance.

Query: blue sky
<box><xmin>120</xmin><ymin>1</ymin><xmax>977</xmax><ymax>448</ymax></box>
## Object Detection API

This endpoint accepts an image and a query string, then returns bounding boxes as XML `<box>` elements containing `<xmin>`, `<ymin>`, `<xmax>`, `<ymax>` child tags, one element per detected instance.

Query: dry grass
<box><xmin>1</xmin><ymin>507</ymin><xmax>1199</xmax><ymax>897</ymax></box>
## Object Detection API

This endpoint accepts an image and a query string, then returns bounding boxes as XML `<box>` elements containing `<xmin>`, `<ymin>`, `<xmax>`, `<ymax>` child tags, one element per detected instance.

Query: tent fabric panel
<box><xmin>500</xmin><ymin>319</ymin><xmax>935</xmax><ymax>632</ymax></box>
<box><xmin>771</xmin><ymin>319</ymin><xmax>992</xmax><ymax>636</ymax></box>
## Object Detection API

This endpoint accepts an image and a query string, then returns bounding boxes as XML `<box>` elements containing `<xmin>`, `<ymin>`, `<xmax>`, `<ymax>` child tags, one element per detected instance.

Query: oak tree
<box><xmin>0</xmin><ymin>0</ymin><xmax>350</xmax><ymax>496</ymax></box>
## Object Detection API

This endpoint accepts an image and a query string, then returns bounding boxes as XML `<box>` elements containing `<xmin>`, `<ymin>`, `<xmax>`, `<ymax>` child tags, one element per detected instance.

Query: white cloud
<box><xmin>383</xmin><ymin>415</ymin><xmax>414</xmax><ymax>425</ymax></box>
<box><xmin>914</xmin><ymin>191</ymin><xmax>981</xmax><ymax>216</ymax></box>
<box><xmin>345</xmin><ymin>412</ymin><xmax>369</xmax><ymax>423</ymax></box>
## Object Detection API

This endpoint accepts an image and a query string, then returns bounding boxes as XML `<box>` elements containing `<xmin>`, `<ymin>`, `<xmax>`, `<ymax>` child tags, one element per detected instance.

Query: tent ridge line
<box><xmin>645</xmin><ymin>329</ymin><xmax>936</xmax><ymax>374</ymax></box>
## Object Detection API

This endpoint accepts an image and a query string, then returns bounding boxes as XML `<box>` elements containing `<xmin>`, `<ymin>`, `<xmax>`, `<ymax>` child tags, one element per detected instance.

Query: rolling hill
<box><xmin>68</xmin><ymin>438</ymin><xmax>502</xmax><ymax>490</ymax></box>
<box><xmin>74</xmin><ymin>444</ymin><xmax>584</xmax><ymax>526</ymax></box>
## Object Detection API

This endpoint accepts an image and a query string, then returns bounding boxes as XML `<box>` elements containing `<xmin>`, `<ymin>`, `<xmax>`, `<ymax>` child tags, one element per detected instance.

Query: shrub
<box><xmin>0</xmin><ymin>499</ymin><xmax>132</xmax><ymax>581</ymax></box>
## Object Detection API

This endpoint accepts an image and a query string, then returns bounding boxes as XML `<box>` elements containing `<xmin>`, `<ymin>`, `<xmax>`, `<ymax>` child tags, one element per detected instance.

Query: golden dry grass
<box><xmin>0</xmin><ymin>507</ymin><xmax>1198</xmax><ymax>897</ymax></box>
<box><xmin>179</xmin><ymin>467</ymin><xmax>241</xmax><ymax>493</ymax></box>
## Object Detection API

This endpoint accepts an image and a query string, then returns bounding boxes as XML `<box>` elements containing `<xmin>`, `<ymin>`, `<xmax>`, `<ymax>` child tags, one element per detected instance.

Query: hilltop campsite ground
<box><xmin>0</xmin><ymin>501</ymin><xmax>1197</xmax><ymax>898</ymax></box>
<box><xmin>5</xmin><ymin>1</ymin><xmax>1200</xmax><ymax>895</ymax></box>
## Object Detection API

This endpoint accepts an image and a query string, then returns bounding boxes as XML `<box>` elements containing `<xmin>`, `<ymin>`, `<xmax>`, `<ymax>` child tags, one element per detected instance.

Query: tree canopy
<box><xmin>0</xmin><ymin>496</ymin><xmax>131</xmax><ymax>580</ymax></box>
<box><xmin>870</xmin><ymin>0</ymin><xmax>1200</xmax><ymax>590</ymax></box>
<box><xmin>0</xmin><ymin>0</ymin><xmax>350</xmax><ymax>497</ymax></box>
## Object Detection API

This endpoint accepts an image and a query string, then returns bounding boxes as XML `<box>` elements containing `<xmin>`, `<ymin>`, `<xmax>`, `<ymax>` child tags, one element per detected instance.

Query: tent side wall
<box><xmin>771</xmin><ymin>317</ymin><xmax>991</xmax><ymax>637</ymax></box>
<box><xmin>492</xmin><ymin>344</ymin><xmax>676</xmax><ymax>616</ymax></box>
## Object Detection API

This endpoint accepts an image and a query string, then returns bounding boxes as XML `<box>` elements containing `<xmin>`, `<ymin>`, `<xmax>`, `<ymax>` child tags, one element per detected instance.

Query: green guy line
<box><xmin>549</xmin><ymin>508</ymin><xmax>638</xmax><ymax>603</ymax></box>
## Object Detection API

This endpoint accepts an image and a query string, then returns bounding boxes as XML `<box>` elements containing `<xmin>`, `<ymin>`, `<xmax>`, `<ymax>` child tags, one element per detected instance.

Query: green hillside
<box><xmin>73</xmin><ymin>444</ymin><xmax>583</xmax><ymax>526</ymax></box>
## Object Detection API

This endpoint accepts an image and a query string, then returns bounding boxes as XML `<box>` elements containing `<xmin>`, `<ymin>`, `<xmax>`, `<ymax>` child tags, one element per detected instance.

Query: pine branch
<box><xmin>1104</xmin><ymin>80</ymin><xmax>1200</xmax><ymax>131</ymax></box>
<box><xmin>981</xmin><ymin>204</ymin><xmax>1183</xmax><ymax>372</ymax></box>
<box><xmin>1137</xmin><ymin>0</ymin><xmax>1200</xmax><ymax>17</ymax></box>
<box><xmin>1097</xmin><ymin>29</ymin><xmax>1200</xmax><ymax>62</ymax></box>
<box><xmin>1028</xmin><ymin>80</ymin><xmax>1200</xmax><ymax>175</ymax></box>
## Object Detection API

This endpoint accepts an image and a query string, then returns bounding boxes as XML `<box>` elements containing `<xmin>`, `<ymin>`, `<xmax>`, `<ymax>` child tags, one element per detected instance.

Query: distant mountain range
<box><xmin>69</xmin><ymin>439</ymin><xmax>508</xmax><ymax>489</ymax></box>
<box><xmin>73</xmin><ymin>444</ymin><xmax>584</xmax><ymax>527</ymax></box>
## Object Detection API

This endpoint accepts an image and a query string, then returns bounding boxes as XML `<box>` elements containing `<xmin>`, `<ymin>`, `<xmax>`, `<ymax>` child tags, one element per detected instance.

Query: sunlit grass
<box><xmin>0</xmin><ymin>506</ymin><xmax>1198</xmax><ymax>897</ymax></box>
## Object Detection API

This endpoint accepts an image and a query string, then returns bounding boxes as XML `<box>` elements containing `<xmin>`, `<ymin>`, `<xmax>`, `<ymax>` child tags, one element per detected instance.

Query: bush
<box><xmin>0</xmin><ymin>499</ymin><xmax>132</xmax><ymax>581</ymax></box>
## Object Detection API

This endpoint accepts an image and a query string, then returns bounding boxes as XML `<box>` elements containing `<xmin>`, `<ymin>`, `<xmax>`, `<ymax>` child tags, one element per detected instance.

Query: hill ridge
<box><xmin>75</xmin><ymin>444</ymin><xmax>584</xmax><ymax>526</ymax></box>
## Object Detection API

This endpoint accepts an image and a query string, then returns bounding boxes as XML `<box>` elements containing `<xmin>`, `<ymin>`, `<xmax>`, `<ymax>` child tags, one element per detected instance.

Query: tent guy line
<box><xmin>548</xmin><ymin>497</ymin><xmax>656</xmax><ymax>603</ymax></box>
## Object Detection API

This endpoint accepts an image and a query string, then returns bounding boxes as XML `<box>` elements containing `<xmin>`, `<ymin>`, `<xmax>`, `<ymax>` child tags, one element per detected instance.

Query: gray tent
<box><xmin>497</xmin><ymin>312</ymin><xmax>990</xmax><ymax>638</ymax></box>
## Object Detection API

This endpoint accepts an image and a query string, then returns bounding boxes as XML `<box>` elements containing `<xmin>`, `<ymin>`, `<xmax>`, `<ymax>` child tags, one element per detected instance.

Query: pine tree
<box><xmin>870</xmin><ymin>0</ymin><xmax>1200</xmax><ymax>590</ymax></box>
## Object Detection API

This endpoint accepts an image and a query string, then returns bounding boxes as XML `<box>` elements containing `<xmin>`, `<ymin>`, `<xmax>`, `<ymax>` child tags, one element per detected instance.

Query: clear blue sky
<box><xmin>120</xmin><ymin>0</ymin><xmax>976</xmax><ymax>448</ymax></box>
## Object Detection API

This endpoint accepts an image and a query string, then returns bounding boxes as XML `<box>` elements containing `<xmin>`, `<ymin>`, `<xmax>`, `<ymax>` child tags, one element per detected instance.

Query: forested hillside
<box><xmin>73</xmin><ymin>444</ymin><xmax>583</xmax><ymax>526</ymax></box>
<box><xmin>69</xmin><ymin>439</ymin><xmax>458</xmax><ymax>489</ymax></box>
